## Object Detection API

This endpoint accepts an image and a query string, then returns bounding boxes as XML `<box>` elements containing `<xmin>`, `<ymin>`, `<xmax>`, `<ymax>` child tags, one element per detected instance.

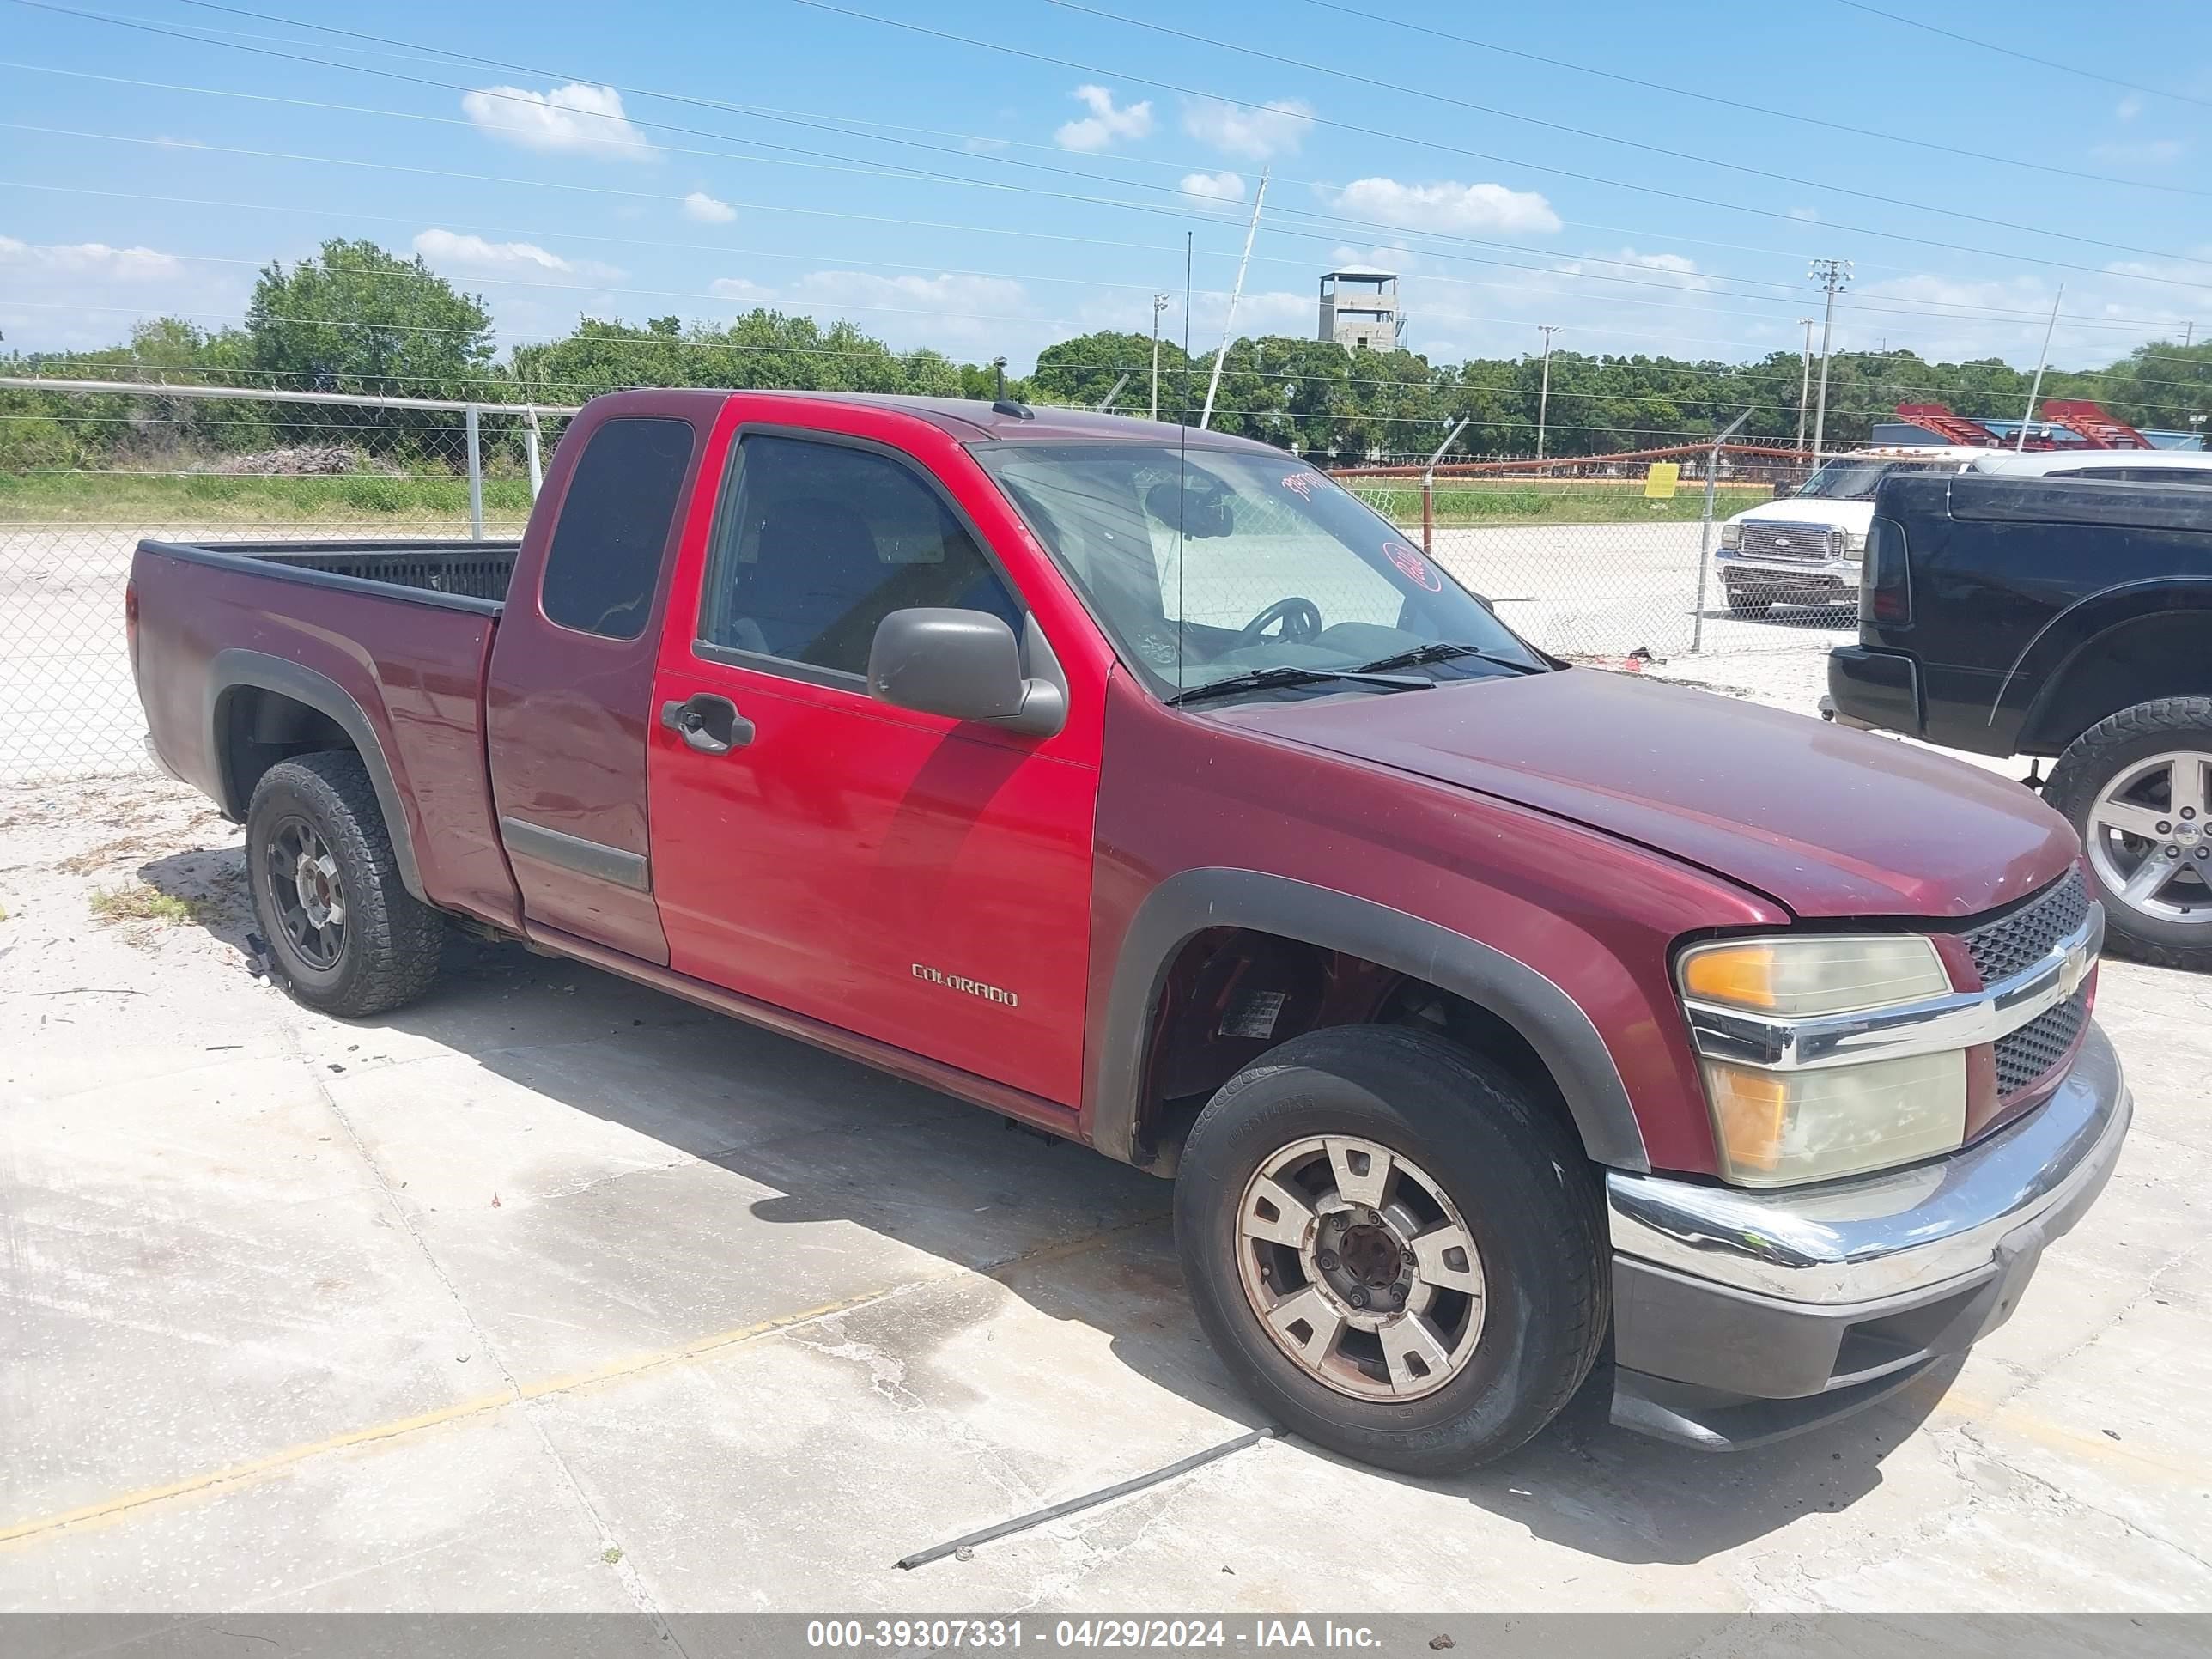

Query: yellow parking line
<box><xmin>0</xmin><ymin>1216</ymin><xmax>1166</xmax><ymax>1550</ymax></box>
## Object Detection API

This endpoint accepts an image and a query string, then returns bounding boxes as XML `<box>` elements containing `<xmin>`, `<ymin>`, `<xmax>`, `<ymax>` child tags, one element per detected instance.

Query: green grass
<box><xmin>1349</xmin><ymin>479</ymin><xmax>1778</xmax><ymax>527</ymax></box>
<box><xmin>0</xmin><ymin>470</ymin><xmax>536</xmax><ymax>526</ymax></box>
<box><xmin>88</xmin><ymin>884</ymin><xmax>204</xmax><ymax>926</ymax></box>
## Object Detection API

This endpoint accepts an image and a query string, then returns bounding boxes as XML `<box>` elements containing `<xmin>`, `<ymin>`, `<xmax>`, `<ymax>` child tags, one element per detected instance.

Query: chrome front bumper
<box><xmin>1717</xmin><ymin>552</ymin><xmax>1858</xmax><ymax>585</ymax></box>
<box><xmin>1603</xmin><ymin>1022</ymin><xmax>2130</xmax><ymax>1447</ymax></box>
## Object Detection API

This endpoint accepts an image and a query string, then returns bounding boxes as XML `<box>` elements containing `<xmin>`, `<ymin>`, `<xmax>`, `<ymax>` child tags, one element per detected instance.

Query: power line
<box><xmin>1280</xmin><ymin>0</ymin><xmax>2212</xmax><ymax>198</ymax></box>
<box><xmin>17</xmin><ymin>0</ymin><xmax>2212</xmax><ymax>295</ymax></box>
<box><xmin>1826</xmin><ymin>0</ymin><xmax>2212</xmax><ymax>111</ymax></box>
<box><xmin>783</xmin><ymin>0</ymin><xmax>2212</xmax><ymax>283</ymax></box>
<box><xmin>1035</xmin><ymin>0</ymin><xmax>2212</xmax><ymax>252</ymax></box>
<box><xmin>157</xmin><ymin>0</ymin><xmax>2212</xmax><ymax>208</ymax></box>
<box><xmin>6</xmin><ymin>117</ymin><xmax>2200</xmax><ymax>349</ymax></box>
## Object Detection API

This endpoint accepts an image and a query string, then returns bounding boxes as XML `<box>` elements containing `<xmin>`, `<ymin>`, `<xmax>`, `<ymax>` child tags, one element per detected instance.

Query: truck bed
<box><xmin>141</xmin><ymin>538</ymin><xmax>522</xmax><ymax>609</ymax></box>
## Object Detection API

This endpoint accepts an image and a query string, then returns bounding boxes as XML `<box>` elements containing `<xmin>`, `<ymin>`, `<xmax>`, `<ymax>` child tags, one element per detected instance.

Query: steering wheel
<box><xmin>1232</xmin><ymin>596</ymin><xmax>1323</xmax><ymax>649</ymax></box>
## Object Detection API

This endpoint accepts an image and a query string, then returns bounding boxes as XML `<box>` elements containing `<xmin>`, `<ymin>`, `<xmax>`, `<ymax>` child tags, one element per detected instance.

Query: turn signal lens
<box><xmin>1703</xmin><ymin>1052</ymin><xmax>1967</xmax><ymax>1186</ymax></box>
<box><xmin>1679</xmin><ymin>936</ymin><xmax>1949</xmax><ymax>1018</ymax></box>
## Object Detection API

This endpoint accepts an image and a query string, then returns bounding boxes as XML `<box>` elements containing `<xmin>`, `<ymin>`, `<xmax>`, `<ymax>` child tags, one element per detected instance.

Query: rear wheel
<box><xmin>1174</xmin><ymin>1025</ymin><xmax>1607</xmax><ymax>1474</ymax></box>
<box><xmin>2045</xmin><ymin>697</ymin><xmax>2212</xmax><ymax>972</ymax></box>
<box><xmin>246</xmin><ymin>752</ymin><xmax>445</xmax><ymax>1017</ymax></box>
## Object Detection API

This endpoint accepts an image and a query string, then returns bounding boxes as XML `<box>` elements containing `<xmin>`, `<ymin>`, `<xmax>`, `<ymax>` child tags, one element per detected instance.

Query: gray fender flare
<box><xmin>1091</xmin><ymin>868</ymin><xmax>1650</xmax><ymax>1172</ymax></box>
<box><xmin>207</xmin><ymin>649</ymin><xmax>428</xmax><ymax>903</ymax></box>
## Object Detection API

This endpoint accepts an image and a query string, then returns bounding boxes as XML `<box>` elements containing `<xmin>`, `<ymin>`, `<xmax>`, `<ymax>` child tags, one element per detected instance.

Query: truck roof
<box><xmin>580</xmin><ymin>387</ymin><xmax>1285</xmax><ymax>451</ymax></box>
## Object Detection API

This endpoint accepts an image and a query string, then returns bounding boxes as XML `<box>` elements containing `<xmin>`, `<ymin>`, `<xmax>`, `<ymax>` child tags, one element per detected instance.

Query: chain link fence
<box><xmin>3</xmin><ymin>379</ymin><xmax>1845</xmax><ymax>786</ymax></box>
<box><xmin>2</xmin><ymin>379</ymin><xmax>574</xmax><ymax>783</ymax></box>
<box><xmin>1333</xmin><ymin>444</ymin><xmax>1839</xmax><ymax>664</ymax></box>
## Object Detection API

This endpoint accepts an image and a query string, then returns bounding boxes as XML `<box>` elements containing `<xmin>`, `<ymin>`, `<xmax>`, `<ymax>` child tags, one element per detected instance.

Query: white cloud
<box><xmin>2090</xmin><ymin>138</ymin><xmax>2185</xmax><ymax>166</ymax></box>
<box><xmin>683</xmin><ymin>191</ymin><xmax>737</xmax><ymax>224</ymax></box>
<box><xmin>1180</xmin><ymin>170</ymin><xmax>1246</xmax><ymax>202</ymax></box>
<box><xmin>1788</xmin><ymin>205</ymin><xmax>1820</xmax><ymax>222</ymax></box>
<box><xmin>0</xmin><ymin>235</ymin><xmax>234</xmax><ymax>352</ymax></box>
<box><xmin>1321</xmin><ymin>177</ymin><xmax>1561</xmax><ymax>235</ymax></box>
<box><xmin>1182</xmin><ymin>97</ymin><xmax>1315</xmax><ymax>160</ymax></box>
<box><xmin>1054</xmin><ymin>85</ymin><xmax>1152</xmax><ymax>152</ymax></box>
<box><xmin>2117</xmin><ymin>94</ymin><xmax>2144</xmax><ymax>120</ymax></box>
<box><xmin>460</xmin><ymin>82</ymin><xmax>657</xmax><ymax>161</ymax></box>
<box><xmin>0</xmin><ymin>236</ymin><xmax>182</xmax><ymax>280</ymax></box>
<box><xmin>708</xmin><ymin>276</ymin><xmax>780</xmax><ymax>307</ymax></box>
<box><xmin>411</xmin><ymin>228</ymin><xmax>625</xmax><ymax>281</ymax></box>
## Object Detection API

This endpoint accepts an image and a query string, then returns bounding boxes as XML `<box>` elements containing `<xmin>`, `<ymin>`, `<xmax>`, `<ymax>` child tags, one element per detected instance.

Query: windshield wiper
<box><xmin>1165</xmin><ymin>665</ymin><xmax>1432</xmax><ymax>707</ymax></box>
<box><xmin>1351</xmin><ymin>641</ymin><xmax>1546</xmax><ymax>677</ymax></box>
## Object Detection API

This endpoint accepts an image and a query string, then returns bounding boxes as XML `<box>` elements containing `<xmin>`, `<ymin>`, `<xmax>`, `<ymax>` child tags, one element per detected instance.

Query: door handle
<box><xmin>659</xmin><ymin>694</ymin><xmax>754</xmax><ymax>755</ymax></box>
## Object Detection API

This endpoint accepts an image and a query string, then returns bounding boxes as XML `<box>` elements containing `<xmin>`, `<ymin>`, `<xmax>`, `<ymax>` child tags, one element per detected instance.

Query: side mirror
<box><xmin>867</xmin><ymin>608</ymin><xmax>1067</xmax><ymax>738</ymax></box>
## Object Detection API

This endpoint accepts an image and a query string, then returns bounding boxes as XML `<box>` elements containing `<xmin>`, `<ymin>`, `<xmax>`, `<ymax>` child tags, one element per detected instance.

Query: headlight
<box><xmin>1679</xmin><ymin>936</ymin><xmax>1966</xmax><ymax>1187</ymax></box>
<box><xmin>1842</xmin><ymin>529</ymin><xmax>1867</xmax><ymax>556</ymax></box>
<box><xmin>1719</xmin><ymin>522</ymin><xmax>1742</xmax><ymax>550</ymax></box>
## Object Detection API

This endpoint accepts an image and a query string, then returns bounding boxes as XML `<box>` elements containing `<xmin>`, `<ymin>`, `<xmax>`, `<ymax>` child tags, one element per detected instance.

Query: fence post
<box><xmin>523</xmin><ymin>406</ymin><xmax>544</xmax><ymax>501</ymax></box>
<box><xmin>1419</xmin><ymin>416</ymin><xmax>1468</xmax><ymax>559</ymax></box>
<box><xmin>1690</xmin><ymin>410</ymin><xmax>1753</xmax><ymax>655</ymax></box>
<box><xmin>465</xmin><ymin>404</ymin><xmax>484</xmax><ymax>541</ymax></box>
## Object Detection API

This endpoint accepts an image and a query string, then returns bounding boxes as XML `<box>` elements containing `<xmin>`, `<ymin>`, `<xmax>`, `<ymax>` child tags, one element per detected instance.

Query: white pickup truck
<box><xmin>1717</xmin><ymin>444</ymin><xmax>2212</xmax><ymax>617</ymax></box>
<box><xmin>1715</xmin><ymin>447</ymin><xmax>1979</xmax><ymax>617</ymax></box>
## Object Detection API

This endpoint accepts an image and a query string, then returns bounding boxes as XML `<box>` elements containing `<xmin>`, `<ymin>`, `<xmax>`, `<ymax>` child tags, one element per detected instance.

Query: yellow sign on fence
<box><xmin>1642</xmin><ymin>462</ymin><xmax>1681</xmax><ymax>500</ymax></box>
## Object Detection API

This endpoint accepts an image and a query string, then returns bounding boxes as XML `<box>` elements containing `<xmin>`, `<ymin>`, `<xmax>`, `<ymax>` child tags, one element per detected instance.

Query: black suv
<box><xmin>1828</xmin><ymin>471</ymin><xmax>2212</xmax><ymax>970</ymax></box>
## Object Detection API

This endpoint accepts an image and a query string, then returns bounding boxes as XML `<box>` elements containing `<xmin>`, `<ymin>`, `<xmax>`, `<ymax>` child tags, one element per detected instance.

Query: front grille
<box><xmin>1740</xmin><ymin>522</ymin><xmax>1840</xmax><ymax>561</ymax></box>
<box><xmin>1964</xmin><ymin>871</ymin><xmax>2095</xmax><ymax>1100</ymax></box>
<box><xmin>1963</xmin><ymin>870</ymin><xmax>2091</xmax><ymax>985</ymax></box>
<box><xmin>1995</xmin><ymin>988</ymin><xmax>2089</xmax><ymax>1096</ymax></box>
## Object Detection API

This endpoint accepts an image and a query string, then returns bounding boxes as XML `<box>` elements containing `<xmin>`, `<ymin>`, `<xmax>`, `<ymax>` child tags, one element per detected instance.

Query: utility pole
<box><xmin>1808</xmin><ymin>258</ymin><xmax>1851</xmax><ymax>462</ymax></box>
<box><xmin>1795</xmin><ymin>317</ymin><xmax>1815</xmax><ymax>455</ymax></box>
<box><xmin>992</xmin><ymin>357</ymin><xmax>1007</xmax><ymax>401</ymax></box>
<box><xmin>1535</xmin><ymin>324</ymin><xmax>1561</xmax><ymax>460</ymax></box>
<box><xmin>1149</xmin><ymin>292</ymin><xmax>1170</xmax><ymax>421</ymax></box>
<box><xmin>2185</xmin><ymin>320</ymin><xmax>2196</xmax><ymax>349</ymax></box>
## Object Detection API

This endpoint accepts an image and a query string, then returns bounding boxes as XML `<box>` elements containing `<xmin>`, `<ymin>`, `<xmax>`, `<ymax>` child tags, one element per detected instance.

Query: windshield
<box><xmin>1794</xmin><ymin>457</ymin><xmax>1964</xmax><ymax>501</ymax></box>
<box><xmin>974</xmin><ymin>444</ymin><xmax>1545</xmax><ymax>699</ymax></box>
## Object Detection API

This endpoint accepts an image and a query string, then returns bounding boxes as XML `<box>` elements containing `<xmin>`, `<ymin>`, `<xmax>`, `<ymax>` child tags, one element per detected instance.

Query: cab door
<box><xmin>645</xmin><ymin>419</ymin><xmax>1099</xmax><ymax>1107</ymax></box>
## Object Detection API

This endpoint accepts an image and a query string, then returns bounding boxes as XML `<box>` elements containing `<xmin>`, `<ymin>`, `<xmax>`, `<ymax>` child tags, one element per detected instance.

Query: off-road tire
<box><xmin>2045</xmin><ymin>696</ymin><xmax>2212</xmax><ymax>973</ymax></box>
<box><xmin>1174</xmin><ymin>1025</ymin><xmax>1607</xmax><ymax>1474</ymax></box>
<box><xmin>245</xmin><ymin>752</ymin><xmax>445</xmax><ymax>1017</ymax></box>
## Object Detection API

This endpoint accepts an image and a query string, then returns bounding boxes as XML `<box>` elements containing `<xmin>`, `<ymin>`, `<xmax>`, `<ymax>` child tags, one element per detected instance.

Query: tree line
<box><xmin>4</xmin><ymin>238</ymin><xmax>2206</xmax><ymax>471</ymax></box>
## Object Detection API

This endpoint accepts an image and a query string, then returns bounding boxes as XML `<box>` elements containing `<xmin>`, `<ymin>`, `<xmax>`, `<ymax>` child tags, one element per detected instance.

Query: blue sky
<box><xmin>3</xmin><ymin>0</ymin><xmax>2209</xmax><ymax>384</ymax></box>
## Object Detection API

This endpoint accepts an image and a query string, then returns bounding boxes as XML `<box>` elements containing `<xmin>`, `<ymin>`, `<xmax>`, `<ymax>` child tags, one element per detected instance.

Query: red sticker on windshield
<box><xmin>1281</xmin><ymin>472</ymin><xmax>1316</xmax><ymax>501</ymax></box>
<box><xmin>1383</xmin><ymin>540</ymin><xmax>1443</xmax><ymax>591</ymax></box>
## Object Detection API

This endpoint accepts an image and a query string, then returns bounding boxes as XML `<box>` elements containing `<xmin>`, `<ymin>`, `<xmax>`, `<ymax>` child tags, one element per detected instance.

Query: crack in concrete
<box><xmin>283</xmin><ymin>1019</ymin><xmax>686</xmax><ymax>1649</ymax></box>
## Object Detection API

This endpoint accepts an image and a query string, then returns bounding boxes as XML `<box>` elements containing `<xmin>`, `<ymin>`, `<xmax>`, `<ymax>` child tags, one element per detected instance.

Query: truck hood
<box><xmin>1728</xmin><ymin>498</ymin><xmax>1877</xmax><ymax>532</ymax></box>
<box><xmin>1217</xmin><ymin>668</ymin><xmax>2078</xmax><ymax>919</ymax></box>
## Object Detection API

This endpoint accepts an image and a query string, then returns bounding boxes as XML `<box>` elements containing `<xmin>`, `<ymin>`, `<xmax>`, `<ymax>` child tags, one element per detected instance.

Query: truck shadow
<box><xmin>137</xmin><ymin>850</ymin><xmax>1948</xmax><ymax>1567</ymax></box>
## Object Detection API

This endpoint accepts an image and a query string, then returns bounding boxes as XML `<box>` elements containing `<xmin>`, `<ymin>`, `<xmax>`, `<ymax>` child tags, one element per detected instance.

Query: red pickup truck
<box><xmin>131</xmin><ymin>390</ymin><xmax>2129</xmax><ymax>1472</ymax></box>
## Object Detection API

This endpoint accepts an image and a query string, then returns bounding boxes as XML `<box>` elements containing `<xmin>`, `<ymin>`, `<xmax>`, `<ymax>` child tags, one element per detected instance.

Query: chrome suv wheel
<box><xmin>2085</xmin><ymin>749</ymin><xmax>2212</xmax><ymax>924</ymax></box>
<box><xmin>1235</xmin><ymin>1135</ymin><xmax>1486</xmax><ymax>1400</ymax></box>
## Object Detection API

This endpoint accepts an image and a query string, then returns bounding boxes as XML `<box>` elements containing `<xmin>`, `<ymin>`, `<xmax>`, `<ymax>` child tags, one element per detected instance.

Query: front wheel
<box><xmin>246</xmin><ymin>752</ymin><xmax>446</xmax><ymax>1017</ymax></box>
<box><xmin>2045</xmin><ymin>697</ymin><xmax>2212</xmax><ymax>972</ymax></box>
<box><xmin>1174</xmin><ymin>1026</ymin><xmax>1607</xmax><ymax>1474</ymax></box>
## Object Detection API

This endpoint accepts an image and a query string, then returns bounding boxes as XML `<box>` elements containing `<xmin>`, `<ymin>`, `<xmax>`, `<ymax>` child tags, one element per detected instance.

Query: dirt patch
<box><xmin>57</xmin><ymin>836</ymin><xmax>157</xmax><ymax>877</ymax></box>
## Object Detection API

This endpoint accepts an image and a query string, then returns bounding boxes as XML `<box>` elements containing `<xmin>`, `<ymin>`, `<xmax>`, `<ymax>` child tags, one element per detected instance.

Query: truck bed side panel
<box><xmin>133</xmin><ymin>544</ymin><xmax>521</xmax><ymax>928</ymax></box>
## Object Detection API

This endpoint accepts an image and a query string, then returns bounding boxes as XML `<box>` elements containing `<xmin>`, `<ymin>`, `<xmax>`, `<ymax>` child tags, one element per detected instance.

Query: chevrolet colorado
<box><xmin>131</xmin><ymin>391</ymin><xmax>2129</xmax><ymax>1472</ymax></box>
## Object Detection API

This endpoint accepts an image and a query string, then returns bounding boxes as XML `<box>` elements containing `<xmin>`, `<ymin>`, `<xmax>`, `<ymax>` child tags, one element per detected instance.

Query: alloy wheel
<box><xmin>1234</xmin><ymin>1135</ymin><xmax>1486</xmax><ymax>1401</ymax></box>
<box><xmin>2087</xmin><ymin>750</ymin><xmax>2212</xmax><ymax>926</ymax></box>
<box><xmin>264</xmin><ymin>815</ymin><xmax>349</xmax><ymax>970</ymax></box>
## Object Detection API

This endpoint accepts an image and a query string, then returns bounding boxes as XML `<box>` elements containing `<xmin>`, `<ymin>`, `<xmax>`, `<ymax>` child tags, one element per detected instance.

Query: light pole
<box><xmin>1796</xmin><ymin>317</ymin><xmax>1814</xmax><ymax>456</ymax></box>
<box><xmin>1535</xmin><ymin>324</ymin><xmax>1560</xmax><ymax>460</ymax></box>
<box><xmin>1808</xmin><ymin>258</ymin><xmax>1851</xmax><ymax>461</ymax></box>
<box><xmin>1150</xmin><ymin>292</ymin><xmax>1170</xmax><ymax>422</ymax></box>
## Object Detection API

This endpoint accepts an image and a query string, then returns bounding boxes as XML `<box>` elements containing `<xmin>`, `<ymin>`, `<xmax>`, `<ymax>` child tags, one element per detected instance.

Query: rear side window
<box><xmin>541</xmin><ymin>416</ymin><xmax>697</xmax><ymax>639</ymax></box>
